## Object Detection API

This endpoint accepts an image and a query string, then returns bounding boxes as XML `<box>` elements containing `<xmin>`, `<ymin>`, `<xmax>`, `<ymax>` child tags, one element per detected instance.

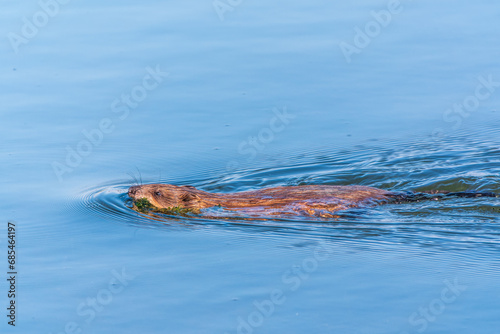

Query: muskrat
<box><xmin>128</xmin><ymin>184</ymin><xmax>497</xmax><ymax>218</ymax></box>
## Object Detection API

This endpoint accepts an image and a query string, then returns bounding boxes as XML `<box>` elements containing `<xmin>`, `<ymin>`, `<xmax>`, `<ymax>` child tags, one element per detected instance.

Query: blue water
<box><xmin>2</xmin><ymin>0</ymin><xmax>500</xmax><ymax>333</ymax></box>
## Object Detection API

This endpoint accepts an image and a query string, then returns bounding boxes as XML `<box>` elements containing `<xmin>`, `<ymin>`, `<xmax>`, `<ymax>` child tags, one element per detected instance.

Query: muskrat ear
<box><xmin>181</xmin><ymin>193</ymin><xmax>200</xmax><ymax>202</ymax></box>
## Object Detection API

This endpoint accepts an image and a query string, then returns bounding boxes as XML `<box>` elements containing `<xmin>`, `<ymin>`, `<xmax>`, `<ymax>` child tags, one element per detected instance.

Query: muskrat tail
<box><xmin>422</xmin><ymin>190</ymin><xmax>498</xmax><ymax>198</ymax></box>
<box><xmin>388</xmin><ymin>190</ymin><xmax>499</xmax><ymax>203</ymax></box>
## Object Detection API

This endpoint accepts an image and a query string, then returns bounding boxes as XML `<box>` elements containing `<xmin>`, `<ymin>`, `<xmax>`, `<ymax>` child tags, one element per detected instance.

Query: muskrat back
<box><xmin>128</xmin><ymin>184</ymin><xmax>395</xmax><ymax>217</ymax></box>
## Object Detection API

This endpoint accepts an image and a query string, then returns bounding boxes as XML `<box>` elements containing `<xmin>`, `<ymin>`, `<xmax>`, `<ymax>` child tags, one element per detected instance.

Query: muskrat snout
<box><xmin>128</xmin><ymin>185</ymin><xmax>140</xmax><ymax>198</ymax></box>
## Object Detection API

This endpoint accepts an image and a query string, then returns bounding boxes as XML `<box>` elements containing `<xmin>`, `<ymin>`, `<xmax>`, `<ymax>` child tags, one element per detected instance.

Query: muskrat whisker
<box><xmin>135</xmin><ymin>166</ymin><xmax>143</xmax><ymax>186</ymax></box>
<box><xmin>125</xmin><ymin>172</ymin><xmax>139</xmax><ymax>186</ymax></box>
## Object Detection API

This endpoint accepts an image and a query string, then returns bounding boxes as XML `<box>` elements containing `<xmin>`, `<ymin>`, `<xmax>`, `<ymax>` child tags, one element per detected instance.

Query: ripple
<box><xmin>70</xmin><ymin>125</ymin><xmax>500</xmax><ymax>256</ymax></box>
<box><xmin>72</xmin><ymin>181</ymin><xmax>189</xmax><ymax>229</ymax></box>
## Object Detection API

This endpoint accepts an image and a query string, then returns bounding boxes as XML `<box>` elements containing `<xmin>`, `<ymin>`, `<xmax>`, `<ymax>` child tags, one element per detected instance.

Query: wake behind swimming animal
<box><xmin>128</xmin><ymin>184</ymin><xmax>498</xmax><ymax>218</ymax></box>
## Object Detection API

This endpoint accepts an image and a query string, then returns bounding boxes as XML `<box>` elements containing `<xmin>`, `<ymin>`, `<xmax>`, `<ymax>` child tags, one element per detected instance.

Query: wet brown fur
<box><xmin>128</xmin><ymin>184</ymin><xmax>394</xmax><ymax>217</ymax></box>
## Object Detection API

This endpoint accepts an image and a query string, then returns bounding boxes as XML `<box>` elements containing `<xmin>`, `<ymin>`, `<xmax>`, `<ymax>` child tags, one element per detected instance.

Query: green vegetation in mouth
<box><xmin>133</xmin><ymin>198</ymin><xmax>199</xmax><ymax>215</ymax></box>
<box><xmin>134</xmin><ymin>198</ymin><xmax>153</xmax><ymax>213</ymax></box>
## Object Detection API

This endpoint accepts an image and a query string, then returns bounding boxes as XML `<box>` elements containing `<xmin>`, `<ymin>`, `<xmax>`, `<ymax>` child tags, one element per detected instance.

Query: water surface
<box><xmin>2</xmin><ymin>0</ymin><xmax>500</xmax><ymax>333</ymax></box>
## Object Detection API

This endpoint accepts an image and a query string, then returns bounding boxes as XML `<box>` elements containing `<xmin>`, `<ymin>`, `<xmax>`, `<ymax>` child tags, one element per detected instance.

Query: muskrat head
<box><xmin>128</xmin><ymin>184</ymin><xmax>207</xmax><ymax>210</ymax></box>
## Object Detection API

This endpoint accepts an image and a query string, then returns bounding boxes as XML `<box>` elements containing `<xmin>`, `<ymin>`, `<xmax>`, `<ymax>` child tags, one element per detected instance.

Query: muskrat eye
<box><xmin>154</xmin><ymin>191</ymin><xmax>162</xmax><ymax>197</ymax></box>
